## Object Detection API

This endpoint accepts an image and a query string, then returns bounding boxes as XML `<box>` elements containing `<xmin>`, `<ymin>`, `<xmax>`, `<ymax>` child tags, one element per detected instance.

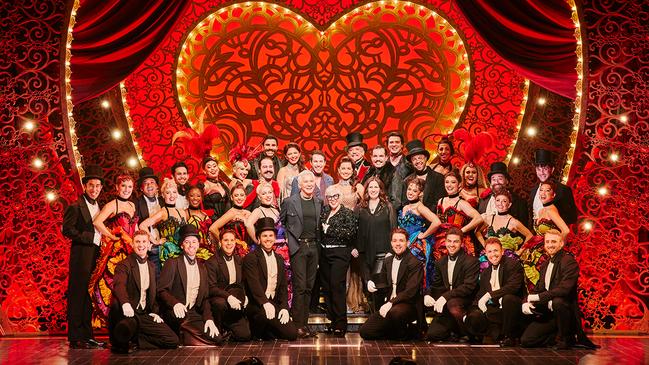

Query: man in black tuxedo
<box><xmin>425</xmin><ymin>227</ymin><xmax>479</xmax><ymax>341</ymax></box>
<box><xmin>157</xmin><ymin>224</ymin><xmax>222</xmax><ymax>345</ymax></box>
<box><xmin>206</xmin><ymin>230</ymin><xmax>251</xmax><ymax>341</ymax></box>
<box><xmin>385</xmin><ymin>132</ymin><xmax>412</xmax><ymax>209</ymax></box>
<box><xmin>109</xmin><ymin>230</ymin><xmax>179</xmax><ymax>353</ymax></box>
<box><xmin>243</xmin><ymin>217</ymin><xmax>298</xmax><ymax>340</ymax></box>
<box><xmin>402</xmin><ymin>140</ymin><xmax>445</xmax><ymax>212</ymax></box>
<box><xmin>280</xmin><ymin>170</ymin><xmax>321</xmax><ymax>338</ymax></box>
<box><xmin>530</xmin><ymin>149</ymin><xmax>578</xmax><ymax>225</ymax></box>
<box><xmin>520</xmin><ymin>230</ymin><xmax>598</xmax><ymax>350</ymax></box>
<box><xmin>361</xmin><ymin>228</ymin><xmax>424</xmax><ymax>340</ymax></box>
<box><xmin>465</xmin><ymin>238</ymin><xmax>525</xmax><ymax>346</ymax></box>
<box><xmin>135</xmin><ymin>167</ymin><xmax>164</xmax><ymax>276</ymax></box>
<box><xmin>479</xmin><ymin>162</ymin><xmax>529</xmax><ymax>228</ymax></box>
<box><xmin>62</xmin><ymin>165</ymin><xmax>106</xmax><ymax>349</ymax></box>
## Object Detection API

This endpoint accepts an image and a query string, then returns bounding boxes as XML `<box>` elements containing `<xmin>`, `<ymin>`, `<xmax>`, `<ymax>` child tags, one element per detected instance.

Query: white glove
<box><xmin>244</xmin><ymin>296</ymin><xmax>249</xmax><ymax>308</ymax></box>
<box><xmin>149</xmin><ymin>313</ymin><xmax>163</xmax><ymax>323</ymax></box>
<box><xmin>424</xmin><ymin>295</ymin><xmax>435</xmax><ymax>307</ymax></box>
<box><xmin>522</xmin><ymin>302</ymin><xmax>535</xmax><ymax>315</ymax></box>
<box><xmin>173</xmin><ymin>303</ymin><xmax>187</xmax><ymax>318</ymax></box>
<box><xmin>527</xmin><ymin>294</ymin><xmax>540</xmax><ymax>302</ymax></box>
<box><xmin>351</xmin><ymin>248</ymin><xmax>359</xmax><ymax>258</ymax></box>
<box><xmin>322</xmin><ymin>223</ymin><xmax>330</xmax><ymax>234</ymax></box>
<box><xmin>227</xmin><ymin>295</ymin><xmax>242</xmax><ymax>310</ymax></box>
<box><xmin>204</xmin><ymin>319</ymin><xmax>219</xmax><ymax>338</ymax></box>
<box><xmin>263</xmin><ymin>302</ymin><xmax>275</xmax><ymax>320</ymax></box>
<box><xmin>548</xmin><ymin>300</ymin><xmax>553</xmax><ymax>311</ymax></box>
<box><xmin>379</xmin><ymin>302</ymin><xmax>393</xmax><ymax>318</ymax></box>
<box><xmin>478</xmin><ymin>293</ymin><xmax>491</xmax><ymax>313</ymax></box>
<box><xmin>278</xmin><ymin>309</ymin><xmax>290</xmax><ymax>324</ymax></box>
<box><xmin>367</xmin><ymin>280</ymin><xmax>377</xmax><ymax>293</ymax></box>
<box><xmin>434</xmin><ymin>296</ymin><xmax>447</xmax><ymax>313</ymax></box>
<box><xmin>122</xmin><ymin>303</ymin><xmax>134</xmax><ymax>317</ymax></box>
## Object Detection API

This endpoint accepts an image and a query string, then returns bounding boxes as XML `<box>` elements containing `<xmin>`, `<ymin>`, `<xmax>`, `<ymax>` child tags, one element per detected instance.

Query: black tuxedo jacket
<box><xmin>476</xmin><ymin>256</ymin><xmax>525</xmax><ymax>303</ymax></box>
<box><xmin>403</xmin><ymin>167</ymin><xmax>446</xmax><ymax>212</ymax></box>
<box><xmin>381</xmin><ymin>250</ymin><xmax>424</xmax><ymax>305</ymax></box>
<box><xmin>111</xmin><ymin>254</ymin><xmax>158</xmax><ymax>314</ymax></box>
<box><xmin>62</xmin><ymin>195</ymin><xmax>100</xmax><ymax>246</ymax></box>
<box><xmin>479</xmin><ymin>190</ymin><xmax>530</xmax><ymax>229</ymax></box>
<box><xmin>529</xmin><ymin>182</ymin><xmax>578</xmax><ymax>225</ymax></box>
<box><xmin>530</xmin><ymin>250</ymin><xmax>579</xmax><ymax>305</ymax></box>
<box><xmin>205</xmin><ymin>251</ymin><xmax>243</xmax><ymax>299</ymax></box>
<box><xmin>157</xmin><ymin>256</ymin><xmax>213</xmax><ymax>321</ymax></box>
<box><xmin>135</xmin><ymin>195</ymin><xmax>165</xmax><ymax>222</ymax></box>
<box><xmin>362</xmin><ymin>163</ymin><xmax>396</xmax><ymax>193</ymax></box>
<box><xmin>428</xmin><ymin>251</ymin><xmax>479</xmax><ymax>301</ymax></box>
<box><xmin>280</xmin><ymin>194</ymin><xmax>322</xmax><ymax>255</ymax></box>
<box><xmin>242</xmin><ymin>248</ymin><xmax>289</xmax><ymax>310</ymax></box>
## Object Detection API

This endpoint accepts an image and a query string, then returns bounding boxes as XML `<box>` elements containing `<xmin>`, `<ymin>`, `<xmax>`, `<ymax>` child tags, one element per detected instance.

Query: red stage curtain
<box><xmin>70</xmin><ymin>0</ymin><xmax>189</xmax><ymax>103</ymax></box>
<box><xmin>456</xmin><ymin>0</ymin><xmax>577</xmax><ymax>99</ymax></box>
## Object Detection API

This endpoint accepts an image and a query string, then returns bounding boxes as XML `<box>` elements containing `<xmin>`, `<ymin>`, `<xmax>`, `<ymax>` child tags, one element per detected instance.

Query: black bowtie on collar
<box><xmin>415</xmin><ymin>169</ymin><xmax>428</xmax><ymax>176</ymax></box>
<box><xmin>177</xmin><ymin>184</ymin><xmax>189</xmax><ymax>196</ymax></box>
<box><xmin>84</xmin><ymin>194</ymin><xmax>96</xmax><ymax>205</ymax></box>
<box><xmin>491</xmin><ymin>263</ymin><xmax>500</xmax><ymax>270</ymax></box>
<box><xmin>184</xmin><ymin>254</ymin><xmax>197</xmax><ymax>266</ymax></box>
<box><xmin>223</xmin><ymin>254</ymin><xmax>233</xmax><ymax>262</ymax></box>
<box><xmin>263</xmin><ymin>249</ymin><xmax>274</xmax><ymax>257</ymax></box>
<box><xmin>135</xmin><ymin>255</ymin><xmax>148</xmax><ymax>264</ymax></box>
<box><xmin>145</xmin><ymin>195</ymin><xmax>157</xmax><ymax>203</ymax></box>
<box><xmin>394</xmin><ymin>253</ymin><xmax>403</xmax><ymax>261</ymax></box>
<box><xmin>448</xmin><ymin>254</ymin><xmax>459</xmax><ymax>262</ymax></box>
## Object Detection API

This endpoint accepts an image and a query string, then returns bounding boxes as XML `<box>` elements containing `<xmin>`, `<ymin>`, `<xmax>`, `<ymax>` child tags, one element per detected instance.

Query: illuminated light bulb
<box><xmin>619</xmin><ymin>115</ymin><xmax>628</xmax><ymax>123</ymax></box>
<box><xmin>512</xmin><ymin>156</ymin><xmax>520</xmax><ymax>164</ymax></box>
<box><xmin>33</xmin><ymin>158</ymin><xmax>44</xmax><ymax>169</ymax></box>
<box><xmin>112</xmin><ymin>129</ymin><xmax>123</xmax><ymax>140</ymax></box>
<box><xmin>597</xmin><ymin>186</ymin><xmax>608</xmax><ymax>196</ymax></box>
<box><xmin>127</xmin><ymin>157</ymin><xmax>139</xmax><ymax>168</ymax></box>
<box><xmin>537</xmin><ymin>97</ymin><xmax>546</xmax><ymax>105</ymax></box>
<box><xmin>46</xmin><ymin>191</ymin><xmax>57</xmax><ymax>202</ymax></box>
<box><xmin>101</xmin><ymin>100</ymin><xmax>110</xmax><ymax>108</ymax></box>
<box><xmin>24</xmin><ymin>120</ymin><xmax>35</xmax><ymax>131</ymax></box>
<box><xmin>582</xmin><ymin>221</ymin><xmax>593</xmax><ymax>231</ymax></box>
<box><xmin>610</xmin><ymin>152</ymin><xmax>619</xmax><ymax>162</ymax></box>
<box><xmin>526</xmin><ymin>127</ymin><xmax>537</xmax><ymax>137</ymax></box>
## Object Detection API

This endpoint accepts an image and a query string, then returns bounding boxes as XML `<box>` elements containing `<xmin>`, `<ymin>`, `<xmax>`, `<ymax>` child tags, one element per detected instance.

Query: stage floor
<box><xmin>0</xmin><ymin>334</ymin><xmax>645</xmax><ymax>365</ymax></box>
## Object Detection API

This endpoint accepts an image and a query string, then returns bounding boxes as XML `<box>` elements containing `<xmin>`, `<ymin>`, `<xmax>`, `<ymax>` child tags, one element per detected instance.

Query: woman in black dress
<box><xmin>199</xmin><ymin>156</ymin><xmax>231</xmax><ymax>220</ymax></box>
<box><xmin>355</xmin><ymin>177</ymin><xmax>396</xmax><ymax>311</ymax></box>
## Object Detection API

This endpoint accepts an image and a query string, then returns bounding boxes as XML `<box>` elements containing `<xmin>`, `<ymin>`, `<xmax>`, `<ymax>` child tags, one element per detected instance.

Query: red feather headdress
<box><xmin>171</xmin><ymin>109</ymin><xmax>221</xmax><ymax>161</ymax></box>
<box><xmin>452</xmin><ymin>130</ymin><xmax>493</xmax><ymax>164</ymax></box>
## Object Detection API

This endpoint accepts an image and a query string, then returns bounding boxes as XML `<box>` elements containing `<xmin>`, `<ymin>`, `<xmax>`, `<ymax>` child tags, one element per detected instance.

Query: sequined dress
<box><xmin>478</xmin><ymin>214</ymin><xmax>524</xmax><ymax>272</ymax></box>
<box><xmin>156</xmin><ymin>207</ymin><xmax>186</xmax><ymax>265</ymax></box>
<box><xmin>187</xmin><ymin>211</ymin><xmax>215</xmax><ymax>261</ymax></box>
<box><xmin>434</xmin><ymin>198</ymin><xmax>475</xmax><ymax>260</ymax></box>
<box><xmin>398</xmin><ymin>208</ymin><xmax>434</xmax><ymax>289</ymax></box>
<box><xmin>519</xmin><ymin>218</ymin><xmax>559</xmax><ymax>290</ymax></box>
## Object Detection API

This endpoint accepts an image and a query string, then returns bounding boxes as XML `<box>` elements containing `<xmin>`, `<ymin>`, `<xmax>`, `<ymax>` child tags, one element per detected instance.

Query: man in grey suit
<box><xmin>280</xmin><ymin>170</ymin><xmax>322</xmax><ymax>338</ymax></box>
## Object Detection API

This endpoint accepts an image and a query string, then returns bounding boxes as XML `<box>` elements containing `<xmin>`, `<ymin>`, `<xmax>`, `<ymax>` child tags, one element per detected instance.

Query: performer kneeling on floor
<box><xmin>158</xmin><ymin>224</ymin><xmax>223</xmax><ymax>345</ymax></box>
<box><xmin>360</xmin><ymin>228</ymin><xmax>424</xmax><ymax>340</ymax></box>
<box><xmin>243</xmin><ymin>217</ymin><xmax>298</xmax><ymax>340</ymax></box>
<box><xmin>109</xmin><ymin>230</ymin><xmax>179</xmax><ymax>353</ymax></box>
<box><xmin>206</xmin><ymin>229</ymin><xmax>251</xmax><ymax>341</ymax></box>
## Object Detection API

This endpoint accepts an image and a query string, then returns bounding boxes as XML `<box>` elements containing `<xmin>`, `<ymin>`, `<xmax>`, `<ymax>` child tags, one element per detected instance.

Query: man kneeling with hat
<box><xmin>158</xmin><ymin>224</ymin><xmax>223</xmax><ymax>345</ymax></box>
<box><xmin>243</xmin><ymin>217</ymin><xmax>298</xmax><ymax>340</ymax></box>
<box><xmin>109</xmin><ymin>230</ymin><xmax>179</xmax><ymax>353</ymax></box>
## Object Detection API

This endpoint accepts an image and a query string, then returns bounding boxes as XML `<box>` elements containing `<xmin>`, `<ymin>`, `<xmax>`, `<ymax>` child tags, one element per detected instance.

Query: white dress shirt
<box><xmin>225</xmin><ymin>256</ymin><xmax>236</xmax><ymax>285</ymax></box>
<box><xmin>137</xmin><ymin>261</ymin><xmax>149</xmax><ymax>310</ymax></box>
<box><xmin>84</xmin><ymin>197</ymin><xmax>101</xmax><ymax>245</ymax></box>
<box><xmin>544</xmin><ymin>261</ymin><xmax>555</xmax><ymax>291</ymax></box>
<box><xmin>264</xmin><ymin>251</ymin><xmax>278</xmax><ymax>299</ymax></box>
<box><xmin>390</xmin><ymin>257</ymin><xmax>402</xmax><ymax>299</ymax></box>
<box><xmin>490</xmin><ymin>266</ymin><xmax>501</xmax><ymax>291</ymax></box>
<box><xmin>184</xmin><ymin>256</ymin><xmax>200</xmax><ymax>309</ymax></box>
<box><xmin>447</xmin><ymin>258</ymin><xmax>457</xmax><ymax>290</ymax></box>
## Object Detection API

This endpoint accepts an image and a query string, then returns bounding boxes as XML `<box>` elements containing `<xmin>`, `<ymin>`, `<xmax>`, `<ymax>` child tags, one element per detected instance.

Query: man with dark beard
<box><xmin>402</xmin><ymin>140</ymin><xmax>445</xmax><ymax>211</ymax></box>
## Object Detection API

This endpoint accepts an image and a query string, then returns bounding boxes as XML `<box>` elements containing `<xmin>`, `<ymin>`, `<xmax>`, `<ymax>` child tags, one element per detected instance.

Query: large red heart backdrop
<box><xmin>123</xmin><ymin>0</ymin><xmax>526</xmax><ymax>177</ymax></box>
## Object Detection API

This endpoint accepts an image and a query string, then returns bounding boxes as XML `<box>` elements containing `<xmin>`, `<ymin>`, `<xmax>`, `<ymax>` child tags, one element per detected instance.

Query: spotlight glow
<box><xmin>537</xmin><ymin>97</ymin><xmax>546</xmax><ymax>105</ymax></box>
<box><xmin>112</xmin><ymin>129</ymin><xmax>123</xmax><ymax>140</ymax></box>
<box><xmin>582</xmin><ymin>221</ymin><xmax>593</xmax><ymax>231</ymax></box>
<box><xmin>526</xmin><ymin>127</ymin><xmax>537</xmax><ymax>137</ymax></box>
<box><xmin>597</xmin><ymin>186</ymin><xmax>608</xmax><ymax>196</ymax></box>
<box><xmin>33</xmin><ymin>158</ymin><xmax>44</xmax><ymax>169</ymax></box>
<box><xmin>46</xmin><ymin>191</ymin><xmax>57</xmax><ymax>201</ymax></box>
<box><xmin>610</xmin><ymin>152</ymin><xmax>619</xmax><ymax>162</ymax></box>
<box><xmin>101</xmin><ymin>100</ymin><xmax>110</xmax><ymax>109</ymax></box>
<box><xmin>24</xmin><ymin>120</ymin><xmax>35</xmax><ymax>131</ymax></box>
<box><xmin>127</xmin><ymin>157</ymin><xmax>139</xmax><ymax>168</ymax></box>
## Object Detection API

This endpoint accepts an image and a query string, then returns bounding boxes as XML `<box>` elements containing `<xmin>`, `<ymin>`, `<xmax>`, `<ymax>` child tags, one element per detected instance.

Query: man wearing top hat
<box><xmin>135</xmin><ymin>166</ymin><xmax>164</xmax><ymax>276</ymax></box>
<box><xmin>346</xmin><ymin>132</ymin><xmax>371</xmax><ymax>181</ymax></box>
<box><xmin>62</xmin><ymin>164</ymin><xmax>107</xmax><ymax>349</ymax></box>
<box><xmin>402</xmin><ymin>139</ymin><xmax>445</xmax><ymax>211</ymax></box>
<box><xmin>243</xmin><ymin>217</ymin><xmax>298</xmax><ymax>340</ymax></box>
<box><xmin>109</xmin><ymin>230</ymin><xmax>179</xmax><ymax>353</ymax></box>
<box><xmin>479</xmin><ymin>162</ymin><xmax>530</xmax><ymax>229</ymax></box>
<box><xmin>157</xmin><ymin>224</ymin><xmax>223</xmax><ymax>345</ymax></box>
<box><xmin>530</xmin><ymin>149</ymin><xmax>577</xmax><ymax>225</ymax></box>
<box><xmin>206</xmin><ymin>230</ymin><xmax>251</xmax><ymax>342</ymax></box>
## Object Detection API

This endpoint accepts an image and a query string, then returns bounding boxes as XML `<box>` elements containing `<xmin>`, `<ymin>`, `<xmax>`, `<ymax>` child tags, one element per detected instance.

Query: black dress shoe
<box><xmin>69</xmin><ymin>340</ymin><xmax>91</xmax><ymax>349</ymax></box>
<box><xmin>87</xmin><ymin>338</ymin><xmax>106</xmax><ymax>348</ymax></box>
<box><xmin>297</xmin><ymin>328</ymin><xmax>310</xmax><ymax>339</ymax></box>
<box><xmin>500</xmin><ymin>337</ymin><xmax>517</xmax><ymax>347</ymax></box>
<box><xmin>333</xmin><ymin>329</ymin><xmax>346</xmax><ymax>338</ymax></box>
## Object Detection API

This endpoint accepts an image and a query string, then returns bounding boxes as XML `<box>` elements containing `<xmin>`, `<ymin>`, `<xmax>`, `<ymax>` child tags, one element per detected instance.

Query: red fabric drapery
<box><xmin>70</xmin><ymin>0</ymin><xmax>189</xmax><ymax>103</ymax></box>
<box><xmin>456</xmin><ymin>0</ymin><xmax>577</xmax><ymax>99</ymax></box>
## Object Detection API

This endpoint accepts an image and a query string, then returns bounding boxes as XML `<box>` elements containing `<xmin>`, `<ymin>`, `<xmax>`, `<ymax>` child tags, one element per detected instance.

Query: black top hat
<box><xmin>137</xmin><ymin>166</ymin><xmax>159</xmax><ymax>186</ymax></box>
<box><xmin>255</xmin><ymin>217</ymin><xmax>277</xmax><ymax>237</ymax></box>
<box><xmin>82</xmin><ymin>164</ymin><xmax>105</xmax><ymax>184</ymax></box>
<box><xmin>178</xmin><ymin>224</ymin><xmax>200</xmax><ymax>244</ymax></box>
<box><xmin>405</xmin><ymin>139</ymin><xmax>430</xmax><ymax>161</ymax></box>
<box><xmin>345</xmin><ymin>132</ymin><xmax>367</xmax><ymax>150</ymax></box>
<box><xmin>534</xmin><ymin>149</ymin><xmax>553</xmax><ymax>166</ymax></box>
<box><xmin>487</xmin><ymin>162</ymin><xmax>511</xmax><ymax>181</ymax></box>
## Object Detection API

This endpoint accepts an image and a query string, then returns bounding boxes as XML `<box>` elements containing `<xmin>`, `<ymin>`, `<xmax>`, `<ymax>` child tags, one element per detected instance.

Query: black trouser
<box><xmin>162</xmin><ymin>307</ymin><xmax>223</xmax><ymax>346</ymax></box>
<box><xmin>290</xmin><ymin>239</ymin><xmax>319</xmax><ymax>328</ymax></box>
<box><xmin>67</xmin><ymin>244</ymin><xmax>99</xmax><ymax>342</ymax></box>
<box><xmin>426</xmin><ymin>297</ymin><xmax>471</xmax><ymax>341</ymax></box>
<box><xmin>359</xmin><ymin>302</ymin><xmax>417</xmax><ymax>340</ymax></box>
<box><xmin>521</xmin><ymin>297</ymin><xmax>574</xmax><ymax>347</ymax></box>
<box><xmin>320</xmin><ymin>247</ymin><xmax>351</xmax><ymax>330</ymax></box>
<box><xmin>466</xmin><ymin>294</ymin><xmax>522</xmax><ymax>339</ymax></box>
<box><xmin>109</xmin><ymin>309</ymin><xmax>179</xmax><ymax>351</ymax></box>
<box><xmin>246</xmin><ymin>301</ymin><xmax>298</xmax><ymax>340</ymax></box>
<box><xmin>210</xmin><ymin>297</ymin><xmax>251</xmax><ymax>341</ymax></box>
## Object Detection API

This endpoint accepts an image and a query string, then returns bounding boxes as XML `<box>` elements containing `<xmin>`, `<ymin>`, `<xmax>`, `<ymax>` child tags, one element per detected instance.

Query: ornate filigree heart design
<box><xmin>175</xmin><ymin>1</ymin><xmax>470</xmax><ymax>160</ymax></box>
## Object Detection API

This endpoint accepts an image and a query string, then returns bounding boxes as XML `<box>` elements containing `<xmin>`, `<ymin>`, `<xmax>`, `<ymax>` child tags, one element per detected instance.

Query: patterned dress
<box><xmin>187</xmin><ymin>211</ymin><xmax>215</xmax><ymax>261</ymax></box>
<box><xmin>156</xmin><ymin>207</ymin><xmax>186</xmax><ymax>265</ymax></box>
<box><xmin>398</xmin><ymin>208</ymin><xmax>434</xmax><ymax>289</ymax></box>
<box><xmin>519</xmin><ymin>218</ymin><xmax>559</xmax><ymax>291</ymax></box>
<box><xmin>434</xmin><ymin>197</ymin><xmax>475</xmax><ymax>261</ymax></box>
<box><xmin>478</xmin><ymin>214</ymin><xmax>524</xmax><ymax>272</ymax></box>
<box><xmin>88</xmin><ymin>204</ymin><xmax>138</xmax><ymax>328</ymax></box>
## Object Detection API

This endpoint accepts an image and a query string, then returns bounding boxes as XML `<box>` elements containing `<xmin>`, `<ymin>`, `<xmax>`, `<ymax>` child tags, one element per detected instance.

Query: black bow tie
<box><xmin>223</xmin><ymin>254</ymin><xmax>233</xmax><ymax>262</ymax></box>
<box><xmin>491</xmin><ymin>264</ymin><xmax>500</xmax><ymax>270</ymax></box>
<box><xmin>394</xmin><ymin>255</ymin><xmax>403</xmax><ymax>261</ymax></box>
<box><xmin>177</xmin><ymin>184</ymin><xmax>189</xmax><ymax>196</ymax></box>
<box><xmin>312</xmin><ymin>170</ymin><xmax>322</xmax><ymax>177</ymax></box>
<box><xmin>448</xmin><ymin>255</ymin><xmax>458</xmax><ymax>262</ymax></box>
<box><xmin>263</xmin><ymin>249</ymin><xmax>274</xmax><ymax>257</ymax></box>
<box><xmin>185</xmin><ymin>255</ymin><xmax>196</xmax><ymax>266</ymax></box>
<box><xmin>415</xmin><ymin>169</ymin><xmax>428</xmax><ymax>176</ymax></box>
<box><xmin>135</xmin><ymin>255</ymin><xmax>148</xmax><ymax>264</ymax></box>
<box><xmin>84</xmin><ymin>194</ymin><xmax>96</xmax><ymax>205</ymax></box>
<box><xmin>145</xmin><ymin>196</ymin><xmax>157</xmax><ymax>203</ymax></box>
